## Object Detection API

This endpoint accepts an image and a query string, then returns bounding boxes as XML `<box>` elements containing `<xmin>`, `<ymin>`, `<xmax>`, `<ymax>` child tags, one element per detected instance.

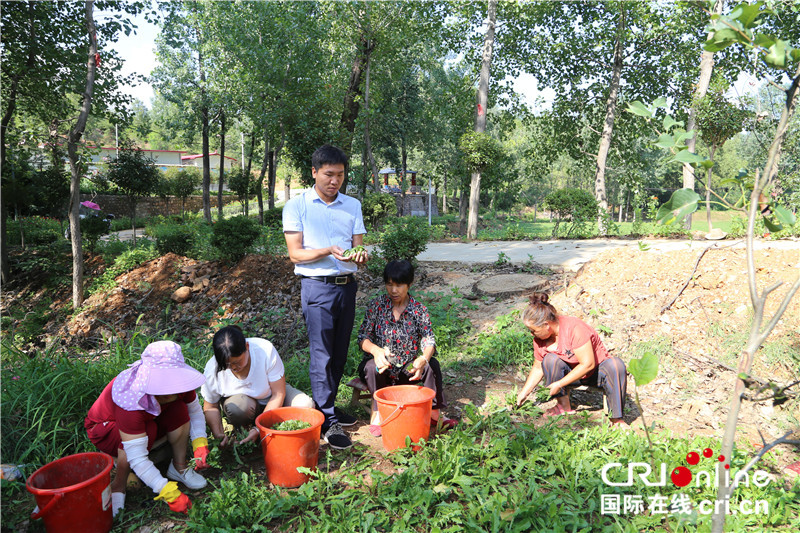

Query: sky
<box><xmin>105</xmin><ymin>10</ymin><xmax>158</xmax><ymax>106</ymax></box>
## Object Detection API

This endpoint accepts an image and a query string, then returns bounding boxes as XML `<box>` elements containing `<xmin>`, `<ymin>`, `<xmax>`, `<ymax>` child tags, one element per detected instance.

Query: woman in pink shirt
<box><xmin>516</xmin><ymin>293</ymin><xmax>629</xmax><ymax>428</ymax></box>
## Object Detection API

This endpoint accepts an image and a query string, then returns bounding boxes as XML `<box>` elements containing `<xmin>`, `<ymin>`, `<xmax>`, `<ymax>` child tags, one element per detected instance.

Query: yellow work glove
<box><xmin>192</xmin><ymin>437</ymin><xmax>210</xmax><ymax>470</ymax></box>
<box><xmin>154</xmin><ymin>481</ymin><xmax>192</xmax><ymax>514</ymax></box>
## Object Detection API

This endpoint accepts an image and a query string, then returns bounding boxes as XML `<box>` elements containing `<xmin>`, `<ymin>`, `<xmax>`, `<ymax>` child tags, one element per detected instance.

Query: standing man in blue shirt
<box><xmin>282</xmin><ymin>144</ymin><xmax>368</xmax><ymax>449</ymax></box>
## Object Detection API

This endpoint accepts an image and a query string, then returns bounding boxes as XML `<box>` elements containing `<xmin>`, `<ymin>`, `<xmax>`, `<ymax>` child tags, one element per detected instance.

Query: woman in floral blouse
<box><xmin>357</xmin><ymin>260</ymin><xmax>455</xmax><ymax>436</ymax></box>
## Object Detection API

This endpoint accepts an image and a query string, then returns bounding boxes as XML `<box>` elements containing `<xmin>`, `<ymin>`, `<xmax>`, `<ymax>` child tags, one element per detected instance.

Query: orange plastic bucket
<box><xmin>375</xmin><ymin>385</ymin><xmax>436</xmax><ymax>451</ymax></box>
<box><xmin>26</xmin><ymin>452</ymin><xmax>113</xmax><ymax>533</ymax></box>
<box><xmin>255</xmin><ymin>407</ymin><xmax>325</xmax><ymax>488</ymax></box>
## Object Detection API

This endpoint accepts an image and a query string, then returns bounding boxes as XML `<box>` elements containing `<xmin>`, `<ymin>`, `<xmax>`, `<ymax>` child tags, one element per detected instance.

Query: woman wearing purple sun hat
<box><xmin>85</xmin><ymin>341</ymin><xmax>209</xmax><ymax>518</ymax></box>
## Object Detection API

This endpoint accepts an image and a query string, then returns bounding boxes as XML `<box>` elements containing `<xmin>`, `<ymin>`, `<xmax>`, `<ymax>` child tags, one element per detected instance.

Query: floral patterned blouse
<box><xmin>357</xmin><ymin>293</ymin><xmax>436</xmax><ymax>368</ymax></box>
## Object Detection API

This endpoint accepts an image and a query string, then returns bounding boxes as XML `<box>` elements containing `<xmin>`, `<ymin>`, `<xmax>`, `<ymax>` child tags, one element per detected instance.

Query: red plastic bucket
<box><xmin>255</xmin><ymin>407</ymin><xmax>325</xmax><ymax>488</ymax></box>
<box><xmin>26</xmin><ymin>452</ymin><xmax>113</xmax><ymax>533</ymax></box>
<box><xmin>375</xmin><ymin>385</ymin><xmax>436</xmax><ymax>451</ymax></box>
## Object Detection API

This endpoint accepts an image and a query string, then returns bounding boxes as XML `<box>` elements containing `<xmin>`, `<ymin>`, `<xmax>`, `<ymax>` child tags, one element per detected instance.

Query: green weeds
<box><xmin>184</xmin><ymin>405</ymin><xmax>799</xmax><ymax>532</ymax></box>
<box><xmin>456</xmin><ymin>310</ymin><xmax>533</xmax><ymax>369</ymax></box>
<box><xmin>494</xmin><ymin>251</ymin><xmax>511</xmax><ymax>267</ymax></box>
<box><xmin>415</xmin><ymin>288</ymin><xmax>476</xmax><ymax>351</ymax></box>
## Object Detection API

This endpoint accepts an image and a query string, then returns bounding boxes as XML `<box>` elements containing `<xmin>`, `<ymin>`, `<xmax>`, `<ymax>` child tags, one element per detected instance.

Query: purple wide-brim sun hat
<box><xmin>140</xmin><ymin>340</ymin><xmax>205</xmax><ymax>395</ymax></box>
<box><xmin>112</xmin><ymin>341</ymin><xmax>205</xmax><ymax>413</ymax></box>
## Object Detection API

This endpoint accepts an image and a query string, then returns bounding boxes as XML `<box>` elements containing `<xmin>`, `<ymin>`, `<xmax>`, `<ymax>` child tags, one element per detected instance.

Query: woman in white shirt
<box><xmin>201</xmin><ymin>325</ymin><xmax>314</xmax><ymax>446</ymax></box>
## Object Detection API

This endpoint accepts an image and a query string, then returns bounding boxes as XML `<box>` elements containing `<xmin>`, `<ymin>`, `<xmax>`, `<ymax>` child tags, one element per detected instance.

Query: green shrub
<box><xmin>262</xmin><ymin>207</ymin><xmax>284</xmax><ymax>228</ymax></box>
<box><xmin>211</xmin><ymin>216</ymin><xmax>261</xmax><ymax>263</ymax></box>
<box><xmin>150</xmin><ymin>223</ymin><xmax>195</xmax><ymax>256</ymax></box>
<box><xmin>361</xmin><ymin>192</ymin><xmax>397</xmax><ymax>230</ymax></box>
<box><xmin>543</xmin><ymin>188</ymin><xmax>598</xmax><ymax>238</ymax></box>
<box><xmin>255</xmin><ymin>227</ymin><xmax>288</xmax><ymax>256</ymax></box>
<box><xmin>80</xmin><ymin>215</ymin><xmax>110</xmax><ymax>254</ymax></box>
<box><xmin>6</xmin><ymin>217</ymin><xmax>62</xmax><ymax>246</ymax></box>
<box><xmin>459</xmin><ymin>131</ymin><xmax>504</xmax><ymax>171</ymax></box>
<box><xmin>371</xmin><ymin>216</ymin><xmax>430</xmax><ymax>273</ymax></box>
<box><xmin>429</xmin><ymin>223</ymin><xmax>450</xmax><ymax>241</ymax></box>
<box><xmin>8</xmin><ymin>242</ymin><xmax>71</xmax><ymax>289</ymax></box>
<box><xmin>110</xmin><ymin>216</ymin><xmax>132</xmax><ymax>231</ymax></box>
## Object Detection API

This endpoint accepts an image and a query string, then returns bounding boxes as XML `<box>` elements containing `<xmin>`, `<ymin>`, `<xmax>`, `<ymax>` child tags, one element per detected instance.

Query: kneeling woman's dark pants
<box><xmin>358</xmin><ymin>357</ymin><xmax>447</xmax><ymax>412</ymax></box>
<box><xmin>541</xmin><ymin>352</ymin><xmax>627</xmax><ymax>419</ymax></box>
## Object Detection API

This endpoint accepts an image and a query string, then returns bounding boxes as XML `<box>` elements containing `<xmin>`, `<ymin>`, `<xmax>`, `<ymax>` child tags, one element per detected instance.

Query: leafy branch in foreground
<box><xmin>627</xmin><ymin>351</ymin><xmax>659</xmax><ymax>463</ymax></box>
<box><xmin>628</xmin><ymin>15</ymin><xmax>799</xmax><ymax>532</ymax></box>
<box><xmin>642</xmin><ymin>3</ymin><xmax>800</xmax><ymax>532</ymax></box>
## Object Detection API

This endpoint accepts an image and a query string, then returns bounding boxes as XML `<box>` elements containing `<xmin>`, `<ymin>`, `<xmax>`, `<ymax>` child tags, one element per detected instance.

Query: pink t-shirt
<box><xmin>533</xmin><ymin>315</ymin><xmax>609</xmax><ymax>370</ymax></box>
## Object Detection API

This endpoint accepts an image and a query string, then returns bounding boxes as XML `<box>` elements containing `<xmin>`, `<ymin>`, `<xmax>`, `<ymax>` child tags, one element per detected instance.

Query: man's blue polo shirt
<box><xmin>282</xmin><ymin>187</ymin><xmax>366</xmax><ymax>276</ymax></box>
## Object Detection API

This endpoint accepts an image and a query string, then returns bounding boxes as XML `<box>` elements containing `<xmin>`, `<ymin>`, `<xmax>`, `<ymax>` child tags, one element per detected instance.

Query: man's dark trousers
<box><xmin>300</xmin><ymin>277</ymin><xmax>357</xmax><ymax>429</ymax></box>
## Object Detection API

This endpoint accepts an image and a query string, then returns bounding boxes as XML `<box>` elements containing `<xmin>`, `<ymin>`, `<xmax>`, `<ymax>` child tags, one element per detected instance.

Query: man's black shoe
<box><xmin>335</xmin><ymin>408</ymin><xmax>358</xmax><ymax>427</ymax></box>
<box><xmin>323</xmin><ymin>423</ymin><xmax>352</xmax><ymax>450</ymax></box>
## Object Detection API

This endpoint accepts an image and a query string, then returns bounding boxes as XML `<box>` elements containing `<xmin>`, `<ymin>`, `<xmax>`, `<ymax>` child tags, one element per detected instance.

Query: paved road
<box><xmin>419</xmin><ymin>238</ymin><xmax>800</xmax><ymax>271</ymax></box>
<box><xmin>110</xmin><ymin>228</ymin><xmax>798</xmax><ymax>272</ymax></box>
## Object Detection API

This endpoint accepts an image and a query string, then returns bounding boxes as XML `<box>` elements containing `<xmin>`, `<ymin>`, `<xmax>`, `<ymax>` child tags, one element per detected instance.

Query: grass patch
<box><xmin>452</xmin><ymin>210</ymin><xmax>755</xmax><ymax>241</ymax></box>
<box><xmin>454</xmin><ymin>309</ymin><xmax>533</xmax><ymax>369</ymax></box>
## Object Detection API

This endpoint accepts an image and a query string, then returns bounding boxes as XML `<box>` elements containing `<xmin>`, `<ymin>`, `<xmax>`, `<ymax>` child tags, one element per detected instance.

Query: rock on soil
<box><xmin>472</xmin><ymin>273</ymin><xmax>548</xmax><ymax>298</ymax></box>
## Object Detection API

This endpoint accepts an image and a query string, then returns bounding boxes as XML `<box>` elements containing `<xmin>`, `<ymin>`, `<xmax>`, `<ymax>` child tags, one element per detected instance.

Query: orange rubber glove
<box><xmin>167</xmin><ymin>492</ymin><xmax>192</xmax><ymax>514</ymax></box>
<box><xmin>192</xmin><ymin>437</ymin><xmax>210</xmax><ymax>470</ymax></box>
<box><xmin>154</xmin><ymin>481</ymin><xmax>192</xmax><ymax>514</ymax></box>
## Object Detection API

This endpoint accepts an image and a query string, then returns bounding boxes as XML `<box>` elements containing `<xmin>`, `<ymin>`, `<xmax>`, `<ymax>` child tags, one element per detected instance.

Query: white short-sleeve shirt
<box><xmin>282</xmin><ymin>187</ymin><xmax>366</xmax><ymax>276</ymax></box>
<box><xmin>200</xmin><ymin>338</ymin><xmax>285</xmax><ymax>406</ymax></box>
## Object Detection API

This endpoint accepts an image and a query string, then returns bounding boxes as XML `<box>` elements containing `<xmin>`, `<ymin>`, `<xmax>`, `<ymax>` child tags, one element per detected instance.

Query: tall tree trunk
<box><xmin>441</xmin><ymin>172</ymin><xmax>448</xmax><ymax>215</ymax></box>
<box><xmin>1</xmin><ymin>1</ymin><xmax>37</xmax><ymax>284</ymax></box>
<box><xmin>467</xmin><ymin>0</ymin><xmax>496</xmax><ymax>239</ymax></box>
<box><xmin>244</xmin><ymin>132</ymin><xmax>255</xmax><ymax>217</ymax></box>
<box><xmin>267</xmin><ymin>149</ymin><xmax>276</xmax><ymax>210</ymax></box>
<box><xmin>339</xmin><ymin>37</ymin><xmax>375</xmax><ymax>193</ymax></box>
<box><xmin>130</xmin><ymin>197</ymin><xmax>137</xmax><ymax>245</ymax></box>
<box><xmin>459</xmin><ymin>185</ymin><xmax>468</xmax><ymax>233</ymax></box>
<box><xmin>401</xmin><ymin>142</ymin><xmax>408</xmax><ymax>192</ymax></box>
<box><xmin>196</xmin><ymin>27</ymin><xmax>211</xmax><ymax>223</ymax></box>
<box><xmin>363</xmin><ymin>53</ymin><xmax>381</xmax><ymax>192</ymax></box>
<box><xmin>217</xmin><ymin>110</ymin><xmax>226</xmax><ymax>220</ymax></box>
<box><xmin>706</xmin><ymin>145</ymin><xmax>718</xmax><ymax>232</ymax></box>
<box><xmin>594</xmin><ymin>5</ymin><xmax>625</xmax><ymax>236</ymax></box>
<box><xmin>257</xmin><ymin>132</ymin><xmax>268</xmax><ymax>224</ymax></box>
<box><xmin>683</xmin><ymin>0</ymin><xmax>725</xmax><ymax>229</ymax></box>
<box><xmin>0</xmin><ymin>200</ymin><xmax>7</xmax><ymax>285</ymax></box>
<box><xmin>283</xmin><ymin>127</ymin><xmax>290</xmax><ymax>202</ymax></box>
<box><xmin>201</xmin><ymin>107</ymin><xmax>211</xmax><ymax>222</ymax></box>
<box><xmin>267</xmin><ymin>122</ymin><xmax>285</xmax><ymax>210</ymax></box>
<box><xmin>712</xmin><ymin>65</ymin><xmax>800</xmax><ymax>533</ymax></box>
<box><xmin>67</xmin><ymin>0</ymin><xmax>97</xmax><ymax>309</ymax></box>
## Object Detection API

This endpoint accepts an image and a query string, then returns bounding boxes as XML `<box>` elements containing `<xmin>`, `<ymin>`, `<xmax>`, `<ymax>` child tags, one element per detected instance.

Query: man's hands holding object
<box><xmin>335</xmin><ymin>245</ymin><xmax>368</xmax><ymax>264</ymax></box>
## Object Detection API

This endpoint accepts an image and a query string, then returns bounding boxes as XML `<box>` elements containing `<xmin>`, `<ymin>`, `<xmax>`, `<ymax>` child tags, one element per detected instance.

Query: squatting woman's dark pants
<box><xmin>541</xmin><ymin>352</ymin><xmax>627</xmax><ymax>419</ymax></box>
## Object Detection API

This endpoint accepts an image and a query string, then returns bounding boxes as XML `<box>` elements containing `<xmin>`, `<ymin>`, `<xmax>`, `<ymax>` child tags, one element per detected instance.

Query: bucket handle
<box><xmin>260</xmin><ymin>431</ymin><xmax>273</xmax><ymax>447</ymax></box>
<box><xmin>378</xmin><ymin>403</ymin><xmax>405</xmax><ymax>427</ymax></box>
<box><xmin>30</xmin><ymin>492</ymin><xmax>64</xmax><ymax>520</ymax></box>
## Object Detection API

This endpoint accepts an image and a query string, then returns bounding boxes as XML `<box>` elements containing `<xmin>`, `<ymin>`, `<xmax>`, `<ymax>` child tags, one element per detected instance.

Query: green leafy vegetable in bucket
<box><xmin>342</xmin><ymin>245</ymin><xmax>366</xmax><ymax>258</ymax></box>
<box><xmin>271</xmin><ymin>420</ymin><xmax>312</xmax><ymax>431</ymax></box>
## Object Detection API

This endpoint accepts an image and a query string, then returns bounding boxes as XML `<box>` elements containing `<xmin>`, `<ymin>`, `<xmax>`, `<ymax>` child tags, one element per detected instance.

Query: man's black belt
<box><xmin>300</xmin><ymin>274</ymin><xmax>355</xmax><ymax>285</ymax></box>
